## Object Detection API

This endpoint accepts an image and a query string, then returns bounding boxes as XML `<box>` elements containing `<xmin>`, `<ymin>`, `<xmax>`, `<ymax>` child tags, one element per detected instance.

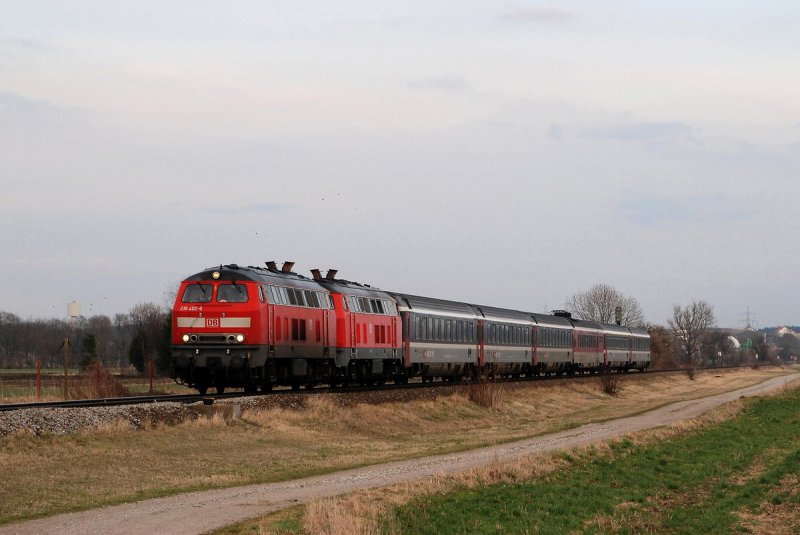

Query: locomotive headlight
<box><xmin>212</xmin><ymin>271</ymin><xmax>221</xmax><ymax>280</ymax></box>
<box><xmin>182</xmin><ymin>334</ymin><xmax>190</xmax><ymax>343</ymax></box>
<box><xmin>236</xmin><ymin>334</ymin><xmax>245</xmax><ymax>343</ymax></box>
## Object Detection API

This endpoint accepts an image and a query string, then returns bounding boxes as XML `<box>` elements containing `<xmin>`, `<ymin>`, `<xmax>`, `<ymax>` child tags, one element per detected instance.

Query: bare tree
<box><xmin>570</xmin><ymin>284</ymin><xmax>646</xmax><ymax>327</ymax></box>
<box><xmin>669</xmin><ymin>301</ymin><xmax>716</xmax><ymax>368</ymax></box>
<box><xmin>127</xmin><ymin>303</ymin><xmax>168</xmax><ymax>373</ymax></box>
<box><xmin>647</xmin><ymin>325</ymin><xmax>679</xmax><ymax>370</ymax></box>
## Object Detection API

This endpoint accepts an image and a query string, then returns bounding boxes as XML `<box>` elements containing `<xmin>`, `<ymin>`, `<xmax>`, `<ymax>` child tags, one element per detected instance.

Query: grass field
<box><xmin>386</xmin><ymin>387</ymin><xmax>800</xmax><ymax>534</ymax></box>
<box><xmin>225</xmin><ymin>383</ymin><xmax>800</xmax><ymax>535</ymax></box>
<box><xmin>0</xmin><ymin>368</ymin><xmax>795</xmax><ymax>527</ymax></box>
<box><xmin>0</xmin><ymin>373</ymin><xmax>192</xmax><ymax>402</ymax></box>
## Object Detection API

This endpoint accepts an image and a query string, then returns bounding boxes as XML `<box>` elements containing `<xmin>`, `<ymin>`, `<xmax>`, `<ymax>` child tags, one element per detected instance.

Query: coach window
<box><xmin>182</xmin><ymin>284</ymin><xmax>212</xmax><ymax>303</ymax></box>
<box><xmin>217</xmin><ymin>284</ymin><xmax>248</xmax><ymax>303</ymax></box>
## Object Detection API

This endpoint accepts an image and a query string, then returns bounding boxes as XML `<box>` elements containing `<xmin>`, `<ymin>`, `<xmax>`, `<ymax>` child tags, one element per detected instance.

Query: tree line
<box><xmin>0</xmin><ymin>303</ymin><xmax>171</xmax><ymax>373</ymax></box>
<box><xmin>570</xmin><ymin>284</ymin><xmax>795</xmax><ymax>369</ymax></box>
<box><xmin>1</xmin><ymin>286</ymin><xmax>795</xmax><ymax>375</ymax></box>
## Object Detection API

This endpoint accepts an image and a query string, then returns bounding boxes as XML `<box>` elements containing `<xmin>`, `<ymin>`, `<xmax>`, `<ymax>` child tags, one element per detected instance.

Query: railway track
<box><xmin>0</xmin><ymin>364</ymin><xmax>786</xmax><ymax>413</ymax></box>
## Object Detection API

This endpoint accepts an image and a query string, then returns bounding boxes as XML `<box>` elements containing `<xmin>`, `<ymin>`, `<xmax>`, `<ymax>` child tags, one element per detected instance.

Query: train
<box><xmin>170</xmin><ymin>262</ymin><xmax>650</xmax><ymax>394</ymax></box>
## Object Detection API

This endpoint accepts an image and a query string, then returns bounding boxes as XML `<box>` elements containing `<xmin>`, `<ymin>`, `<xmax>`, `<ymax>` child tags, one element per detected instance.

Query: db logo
<box><xmin>206</xmin><ymin>318</ymin><xmax>220</xmax><ymax>328</ymax></box>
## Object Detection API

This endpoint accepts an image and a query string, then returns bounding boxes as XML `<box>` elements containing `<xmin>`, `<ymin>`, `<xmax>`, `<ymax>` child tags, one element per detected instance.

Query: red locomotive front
<box><xmin>171</xmin><ymin>265</ymin><xmax>269</xmax><ymax>394</ymax></box>
<box><xmin>171</xmin><ymin>262</ymin><xmax>338</xmax><ymax>393</ymax></box>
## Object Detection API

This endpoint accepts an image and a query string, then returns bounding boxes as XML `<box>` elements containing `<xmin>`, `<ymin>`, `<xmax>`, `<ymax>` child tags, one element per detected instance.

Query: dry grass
<box><xmin>465</xmin><ymin>378</ymin><xmax>506</xmax><ymax>409</ymax></box>
<box><xmin>1</xmin><ymin>367</ymin><xmax>796</xmax><ymax>526</ymax></box>
<box><xmin>0</xmin><ymin>372</ymin><xmax>190</xmax><ymax>404</ymax></box>
<box><xmin>685</xmin><ymin>365</ymin><xmax>698</xmax><ymax>380</ymax></box>
<box><xmin>67</xmin><ymin>362</ymin><xmax>129</xmax><ymax>399</ymax></box>
<box><xmin>598</xmin><ymin>371</ymin><xmax>622</xmax><ymax>395</ymax></box>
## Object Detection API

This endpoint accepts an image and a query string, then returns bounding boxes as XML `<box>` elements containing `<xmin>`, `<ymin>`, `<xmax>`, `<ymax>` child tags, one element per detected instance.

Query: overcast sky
<box><xmin>2</xmin><ymin>1</ymin><xmax>798</xmax><ymax>328</ymax></box>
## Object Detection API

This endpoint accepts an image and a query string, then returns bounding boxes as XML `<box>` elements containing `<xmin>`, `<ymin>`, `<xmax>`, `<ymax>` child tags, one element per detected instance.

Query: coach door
<box><xmin>401</xmin><ymin>312</ymin><xmax>411</xmax><ymax>368</ymax></box>
<box><xmin>477</xmin><ymin>319</ymin><xmax>486</xmax><ymax>368</ymax></box>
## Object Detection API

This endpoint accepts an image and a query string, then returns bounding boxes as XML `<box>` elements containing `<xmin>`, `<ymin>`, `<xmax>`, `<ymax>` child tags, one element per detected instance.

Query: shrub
<box><xmin>68</xmin><ymin>362</ymin><xmax>129</xmax><ymax>399</ymax></box>
<box><xmin>598</xmin><ymin>369</ymin><xmax>621</xmax><ymax>395</ymax></box>
<box><xmin>467</xmin><ymin>378</ymin><xmax>506</xmax><ymax>410</ymax></box>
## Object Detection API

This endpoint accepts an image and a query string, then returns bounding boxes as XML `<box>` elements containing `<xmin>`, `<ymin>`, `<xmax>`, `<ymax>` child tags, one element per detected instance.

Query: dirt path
<box><xmin>4</xmin><ymin>373</ymin><xmax>798</xmax><ymax>535</ymax></box>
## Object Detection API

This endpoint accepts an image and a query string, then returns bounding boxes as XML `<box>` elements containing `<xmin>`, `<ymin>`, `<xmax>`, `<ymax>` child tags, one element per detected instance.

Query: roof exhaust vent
<box><xmin>310</xmin><ymin>269</ymin><xmax>322</xmax><ymax>281</ymax></box>
<box><xmin>265</xmin><ymin>261</ymin><xmax>278</xmax><ymax>271</ymax></box>
<box><xmin>552</xmin><ymin>310</ymin><xmax>572</xmax><ymax>319</ymax></box>
<box><xmin>281</xmin><ymin>261</ymin><xmax>295</xmax><ymax>273</ymax></box>
<box><xmin>325</xmin><ymin>269</ymin><xmax>338</xmax><ymax>281</ymax></box>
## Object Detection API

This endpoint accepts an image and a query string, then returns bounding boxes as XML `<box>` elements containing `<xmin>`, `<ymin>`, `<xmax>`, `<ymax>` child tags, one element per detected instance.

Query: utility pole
<box><xmin>61</xmin><ymin>337</ymin><xmax>71</xmax><ymax>399</ymax></box>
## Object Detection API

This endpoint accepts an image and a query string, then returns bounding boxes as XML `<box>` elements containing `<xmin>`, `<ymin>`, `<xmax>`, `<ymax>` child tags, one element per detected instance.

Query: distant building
<box><xmin>776</xmin><ymin>326</ymin><xmax>799</xmax><ymax>337</ymax></box>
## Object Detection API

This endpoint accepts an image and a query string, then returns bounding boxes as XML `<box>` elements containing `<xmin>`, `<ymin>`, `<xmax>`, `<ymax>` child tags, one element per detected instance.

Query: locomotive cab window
<box><xmin>182</xmin><ymin>284</ymin><xmax>212</xmax><ymax>303</ymax></box>
<box><xmin>217</xmin><ymin>284</ymin><xmax>248</xmax><ymax>303</ymax></box>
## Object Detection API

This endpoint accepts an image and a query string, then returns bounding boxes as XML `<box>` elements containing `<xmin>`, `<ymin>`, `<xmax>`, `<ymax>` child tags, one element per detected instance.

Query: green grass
<box><xmin>389</xmin><ymin>390</ymin><xmax>800</xmax><ymax>534</ymax></box>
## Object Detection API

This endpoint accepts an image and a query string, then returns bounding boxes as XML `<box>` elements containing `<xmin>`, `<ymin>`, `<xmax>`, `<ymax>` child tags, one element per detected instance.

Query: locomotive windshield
<box><xmin>217</xmin><ymin>284</ymin><xmax>249</xmax><ymax>303</ymax></box>
<box><xmin>182</xmin><ymin>284</ymin><xmax>212</xmax><ymax>303</ymax></box>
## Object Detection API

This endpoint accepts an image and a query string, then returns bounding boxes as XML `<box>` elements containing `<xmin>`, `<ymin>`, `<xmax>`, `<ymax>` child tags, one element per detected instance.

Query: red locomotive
<box><xmin>170</xmin><ymin>262</ymin><xmax>650</xmax><ymax>393</ymax></box>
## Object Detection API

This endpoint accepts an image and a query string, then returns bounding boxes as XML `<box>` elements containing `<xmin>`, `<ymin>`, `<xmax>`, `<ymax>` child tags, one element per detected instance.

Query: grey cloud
<box><xmin>202</xmin><ymin>203</ymin><xmax>295</xmax><ymax>215</ymax></box>
<box><xmin>501</xmin><ymin>7</ymin><xmax>576</xmax><ymax>23</ymax></box>
<box><xmin>618</xmin><ymin>194</ymin><xmax>750</xmax><ymax>227</ymax></box>
<box><xmin>581</xmin><ymin>122</ymin><xmax>694</xmax><ymax>143</ymax></box>
<box><xmin>547</xmin><ymin>124</ymin><xmax>563</xmax><ymax>140</ymax></box>
<box><xmin>406</xmin><ymin>75</ymin><xmax>472</xmax><ymax>94</ymax></box>
<box><xmin>0</xmin><ymin>37</ymin><xmax>50</xmax><ymax>53</ymax></box>
<box><xmin>0</xmin><ymin>91</ymin><xmax>97</xmax><ymax>131</ymax></box>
